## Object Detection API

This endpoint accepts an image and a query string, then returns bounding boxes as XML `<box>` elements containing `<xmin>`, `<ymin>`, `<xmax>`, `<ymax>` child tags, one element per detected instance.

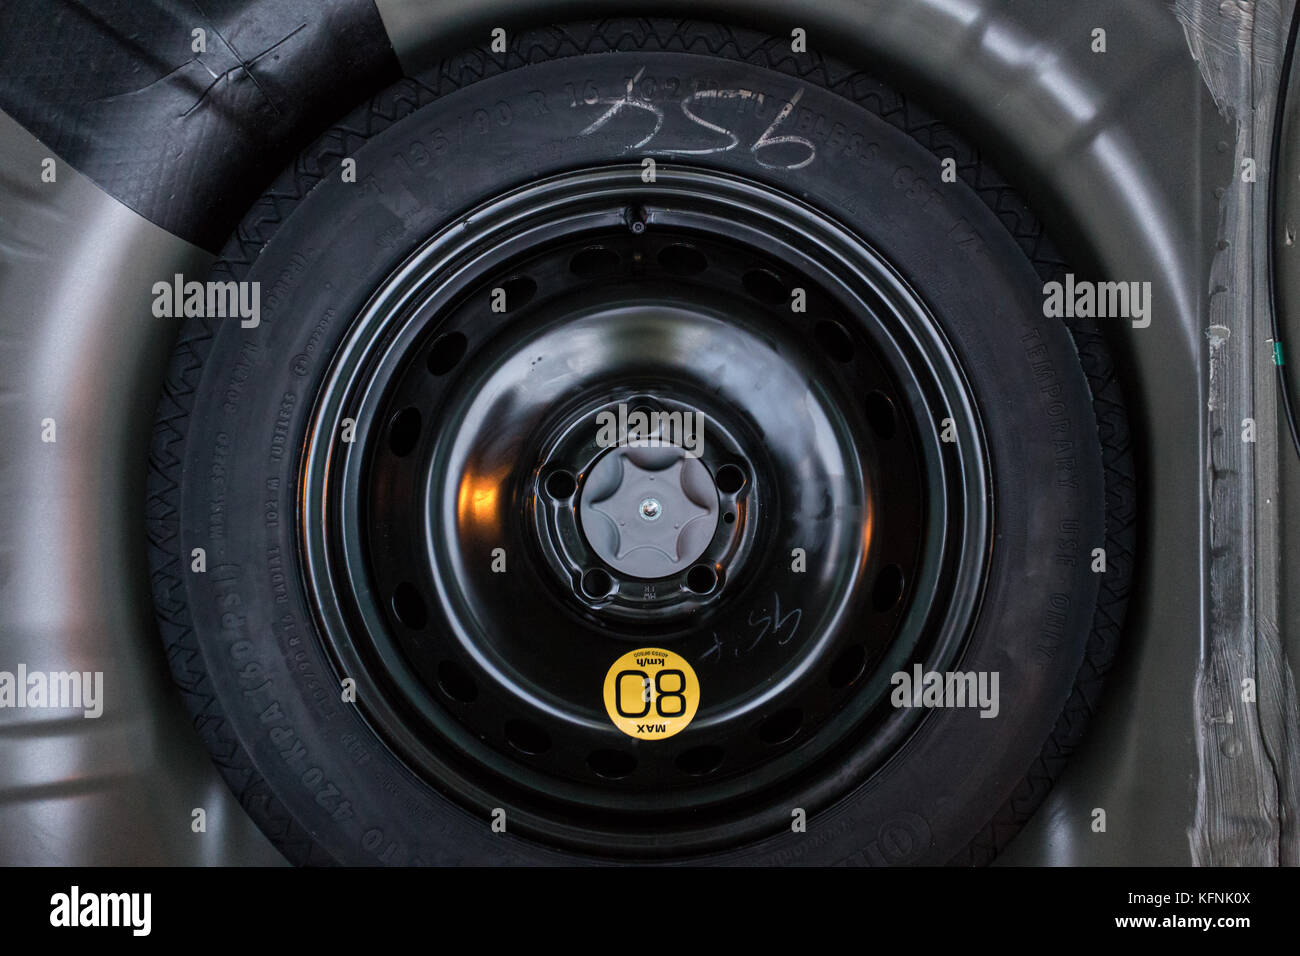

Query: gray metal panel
<box><xmin>1269</xmin><ymin>0</ymin><xmax>1300</xmax><ymax>868</ymax></box>
<box><xmin>2</xmin><ymin>0</ymin><xmax>1269</xmax><ymax>865</ymax></box>
<box><xmin>0</xmin><ymin>109</ymin><xmax>285</xmax><ymax>865</ymax></box>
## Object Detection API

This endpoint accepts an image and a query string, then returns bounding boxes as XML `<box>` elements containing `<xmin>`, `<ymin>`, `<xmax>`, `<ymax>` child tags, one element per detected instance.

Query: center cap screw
<box><xmin>639</xmin><ymin>497</ymin><xmax>663</xmax><ymax>521</ymax></box>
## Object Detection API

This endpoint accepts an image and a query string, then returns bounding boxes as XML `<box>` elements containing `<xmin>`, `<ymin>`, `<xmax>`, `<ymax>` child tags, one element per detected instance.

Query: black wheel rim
<box><xmin>299</xmin><ymin>165</ymin><xmax>990</xmax><ymax>857</ymax></box>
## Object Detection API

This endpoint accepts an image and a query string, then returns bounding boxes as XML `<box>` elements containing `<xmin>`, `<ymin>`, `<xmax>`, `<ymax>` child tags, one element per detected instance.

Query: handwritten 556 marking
<box><xmin>577</xmin><ymin>66</ymin><xmax>817</xmax><ymax>170</ymax></box>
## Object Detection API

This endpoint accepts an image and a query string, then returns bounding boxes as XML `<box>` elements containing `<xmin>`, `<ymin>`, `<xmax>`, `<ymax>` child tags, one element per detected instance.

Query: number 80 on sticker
<box><xmin>602</xmin><ymin>648</ymin><xmax>700</xmax><ymax>739</ymax></box>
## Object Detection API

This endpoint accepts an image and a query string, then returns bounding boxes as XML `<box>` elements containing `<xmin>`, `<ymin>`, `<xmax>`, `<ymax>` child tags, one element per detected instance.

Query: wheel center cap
<box><xmin>579</xmin><ymin>444</ymin><xmax>719</xmax><ymax>579</ymax></box>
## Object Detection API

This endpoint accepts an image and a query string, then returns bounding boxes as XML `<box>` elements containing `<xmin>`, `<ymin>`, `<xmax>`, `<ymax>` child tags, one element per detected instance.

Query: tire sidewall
<box><xmin>173</xmin><ymin>52</ymin><xmax>1104</xmax><ymax>865</ymax></box>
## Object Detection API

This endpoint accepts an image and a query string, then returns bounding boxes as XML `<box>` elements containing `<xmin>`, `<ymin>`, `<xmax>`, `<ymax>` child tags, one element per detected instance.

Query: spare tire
<box><xmin>147</xmin><ymin>19</ymin><xmax>1134</xmax><ymax>865</ymax></box>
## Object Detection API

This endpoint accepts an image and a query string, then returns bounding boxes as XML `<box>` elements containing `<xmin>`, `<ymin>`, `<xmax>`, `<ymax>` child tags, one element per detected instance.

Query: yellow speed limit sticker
<box><xmin>602</xmin><ymin>648</ymin><xmax>700</xmax><ymax>740</ymax></box>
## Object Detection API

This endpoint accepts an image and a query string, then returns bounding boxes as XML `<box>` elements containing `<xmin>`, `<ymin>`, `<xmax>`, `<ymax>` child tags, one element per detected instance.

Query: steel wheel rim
<box><xmin>298</xmin><ymin>165</ymin><xmax>991</xmax><ymax>857</ymax></box>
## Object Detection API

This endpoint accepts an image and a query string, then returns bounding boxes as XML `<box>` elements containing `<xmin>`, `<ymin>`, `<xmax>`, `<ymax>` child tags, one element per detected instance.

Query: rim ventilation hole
<box><xmin>658</xmin><ymin>243</ymin><xmax>709</xmax><ymax>275</ymax></box>
<box><xmin>390</xmin><ymin>581</ymin><xmax>428</xmax><ymax>629</ymax></box>
<box><xmin>387</xmin><ymin>407</ymin><xmax>422</xmax><ymax>458</ymax></box>
<box><xmin>685</xmin><ymin>564</ymin><xmax>718</xmax><ymax>594</ymax></box>
<box><xmin>581</xmin><ymin>567</ymin><xmax>614</xmax><ymax>598</ymax></box>
<box><xmin>570</xmin><ymin>246</ymin><xmax>620</xmax><ymax>277</ymax></box>
<box><xmin>828</xmin><ymin>644</ymin><xmax>868</xmax><ymax>688</ymax></box>
<box><xmin>715</xmin><ymin>463</ymin><xmax>746</xmax><ymax>494</ymax></box>
<box><xmin>814</xmin><ymin>320</ymin><xmax>855</xmax><ymax>363</ymax></box>
<box><xmin>741</xmin><ymin>268</ymin><xmax>790</xmax><ymax>305</ymax></box>
<box><xmin>436</xmin><ymin>660</ymin><xmax>478</xmax><ymax>703</ymax></box>
<box><xmin>723</xmin><ymin>512</ymin><xmax>736</xmax><ymax>524</ymax></box>
<box><xmin>587</xmin><ymin>749</ymin><xmax>637</xmax><ymax>779</ymax></box>
<box><xmin>427</xmin><ymin>330</ymin><xmax>468</xmax><ymax>376</ymax></box>
<box><xmin>864</xmin><ymin>390</ymin><xmax>898</xmax><ymax>440</ymax></box>
<box><xmin>759</xmin><ymin>708</ymin><xmax>803</xmax><ymax>745</ymax></box>
<box><xmin>872</xmin><ymin>564</ymin><xmax>906</xmax><ymax>612</ymax></box>
<box><xmin>504</xmin><ymin>719</ymin><xmax>552</xmax><ymax>756</ymax></box>
<box><xmin>545</xmin><ymin>469</ymin><xmax>577</xmax><ymax>500</ymax></box>
<box><xmin>675</xmin><ymin>745</ymin><xmax>724</xmax><ymax>776</ymax></box>
<box><xmin>499</xmin><ymin>275</ymin><xmax>537</xmax><ymax>310</ymax></box>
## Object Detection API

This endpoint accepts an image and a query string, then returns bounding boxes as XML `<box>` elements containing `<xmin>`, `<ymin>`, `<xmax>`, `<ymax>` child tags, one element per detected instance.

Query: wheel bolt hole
<box><xmin>714</xmin><ymin>463</ymin><xmax>746</xmax><ymax>495</ymax></box>
<box><xmin>742</xmin><ymin>268</ymin><xmax>790</xmax><ymax>305</ymax></box>
<box><xmin>723</xmin><ymin>512</ymin><xmax>735</xmax><ymax>524</ymax></box>
<box><xmin>545</xmin><ymin>469</ymin><xmax>577</xmax><ymax>500</ymax></box>
<box><xmin>581</xmin><ymin>567</ymin><xmax>614</xmax><ymax>599</ymax></box>
<box><xmin>436</xmin><ymin>660</ymin><xmax>478</xmax><ymax>703</ymax></box>
<box><xmin>675</xmin><ymin>745</ymin><xmax>724</xmax><ymax>776</ymax></box>
<box><xmin>814</xmin><ymin>320</ymin><xmax>855</xmax><ymax>363</ymax></box>
<box><xmin>872</xmin><ymin>563</ymin><xmax>906</xmax><ymax>612</ymax></box>
<box><xmin>387</xmin><ymin>407</ymin><xmax>422</xmax><ymax>458</ymax></box>
<box><xmin>629</xmin><ymin>404</ymin><xmax>658</xmax><ymax>440</ymax></box>
<box><xmin>587</xmin><ymin>749</ymin><xmax>636</xmax><ymax>779</ymax></box>
<box><xmin>391</xmin><ymin>581</ymin><xmax>427</xmax><ymax>629</ymax></box>
<box><xmin>759</xmin><ymin>708</ymin><xmax>803</xmax><ymax>745</ymax></box>
<box><xmin>865</xmin><ymin>390</ymin><xmax>898</xmax><ymax>440</ymax></box>
<box><xmin>685</xmin><ymin>564</ymin><xmax>718</xmax><ymax>594</ymax></box>
<box><xmin>505</xmin><ymin>719</ymin><xmax>552</xmax><ymax>756</ymax></box>
<box><xmin>570</xmin><ymin>246</ymin><xmax>620</xmax><ymax>277</ymax></box>
<box><xmin>658</xmin><ymin>243</ymin><xmax>709</xmax><ymax>275</ymax></box>
<box><xmin>427</xmin><ymin>330</ymin><xmax>468</xmax><ymax>376</ymax></box>
<box><xmin>498</xmin><ymin>275</ymin><xmax>537</xmax><ymax>311</ymax></box>
<box><xmin>828</xmin><ymin>644</ymin><xmax>867</xmax><ymax>689</ymax></box>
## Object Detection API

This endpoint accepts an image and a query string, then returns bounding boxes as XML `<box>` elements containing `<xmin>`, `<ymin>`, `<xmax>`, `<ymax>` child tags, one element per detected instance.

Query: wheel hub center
<box><xmin>579</xmin><ymin>444</ymin><xmax>719</xmax><ymax>578</ymax></box>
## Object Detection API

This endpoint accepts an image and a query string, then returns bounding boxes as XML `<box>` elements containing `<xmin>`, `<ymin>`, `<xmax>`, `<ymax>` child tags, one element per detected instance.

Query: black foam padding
<box><xmin>0</xmin><ymin>0</ymin><xmax>401</xmax><ymax>251</ymax></box>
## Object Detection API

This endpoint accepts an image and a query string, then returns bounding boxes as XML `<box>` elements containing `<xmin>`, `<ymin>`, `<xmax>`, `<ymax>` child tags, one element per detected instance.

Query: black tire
<box><xmin>147</xmin><ymin>19</ymin><xmax>1134</xmax><ymax>865</ymax></box>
